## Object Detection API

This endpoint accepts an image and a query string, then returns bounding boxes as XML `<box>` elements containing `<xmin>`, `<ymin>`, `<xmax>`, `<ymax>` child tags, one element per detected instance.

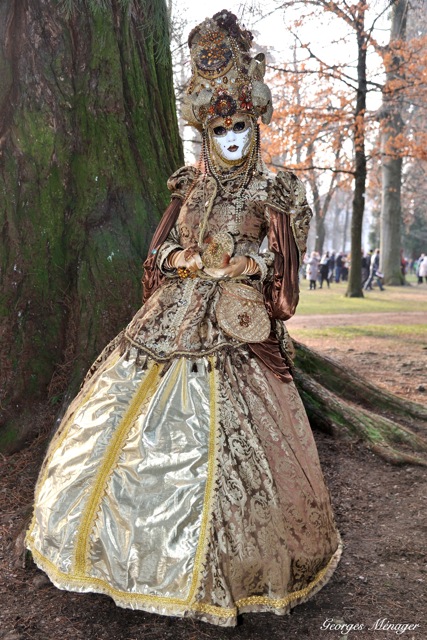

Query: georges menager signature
<box><xmin>320</xmin><ymin>618</ymin><xmax>421</xmax><ymax>635</ymax></box>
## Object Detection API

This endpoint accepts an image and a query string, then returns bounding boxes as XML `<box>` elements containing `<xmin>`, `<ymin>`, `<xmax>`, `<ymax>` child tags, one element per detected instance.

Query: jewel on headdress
<box><xmin>239</xmin><ymin>86</ymin><xmax>253</xmax><ymax>111</ymax></box>
<box><xmin>213</xmin><ymin>94</ymin><xmax>237</xmax><ymax>117</ymax></box>
<box><xmin>241</xmin><ymin>100</ymin><xmax>253</xmax><ymax>111</ymax></box>
<box><xmin>197</xmin><ymin>40</ymin><xmax>232</xmax><ymax>74</ymax></box>
<box><xmin>198</xmin><ymin>105</ymin><xmax>208</xmax><ymax>120</ymax></box>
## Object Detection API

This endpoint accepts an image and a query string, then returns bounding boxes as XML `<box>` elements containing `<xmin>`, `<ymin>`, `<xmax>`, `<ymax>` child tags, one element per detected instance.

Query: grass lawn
<box><xmin>297</xmin><ymin>276</ymin><xmax>427</xmax><ymax>315</ymax></box>
<box><xmin>292</xmin><ymin>323</ymin><xmax>427</xmax><ymax>341</ymax></box>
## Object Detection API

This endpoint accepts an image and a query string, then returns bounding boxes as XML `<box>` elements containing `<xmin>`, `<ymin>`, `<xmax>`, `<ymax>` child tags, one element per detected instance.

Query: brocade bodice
<box><xmin>176</xmin><ymin>172</ymin><xmax>269</xmax><ymax>257</ymax></box>
<box><xmin>124</xmin><ymin>165</ymin><xmax>312</xmax><ymax>366</ymax></box>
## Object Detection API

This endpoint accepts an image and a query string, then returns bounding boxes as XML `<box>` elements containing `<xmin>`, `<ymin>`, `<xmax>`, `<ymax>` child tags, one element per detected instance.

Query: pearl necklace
<box><xmin>203</xmin><ymin>126</ymin><xmax>259</xmax><ymax>229</ymax></box>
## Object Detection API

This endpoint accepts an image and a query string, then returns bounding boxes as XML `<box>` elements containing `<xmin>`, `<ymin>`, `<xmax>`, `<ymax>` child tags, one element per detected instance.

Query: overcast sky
<box><xmin>174</xmin><ymin>0</ymin><xmax>389</xmax><ymax>67</ymax></box>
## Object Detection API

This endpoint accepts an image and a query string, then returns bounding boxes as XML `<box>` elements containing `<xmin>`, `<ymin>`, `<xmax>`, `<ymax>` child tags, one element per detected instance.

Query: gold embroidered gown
<box><xmin>26</xmin><ymin>165</ymin><xmax>342</xmax><ymax>627</ymax></box>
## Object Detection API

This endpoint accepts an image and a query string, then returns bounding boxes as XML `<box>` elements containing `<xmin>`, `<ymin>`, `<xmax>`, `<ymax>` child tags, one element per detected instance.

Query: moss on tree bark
<box><xmin>0</xmin><ymin>0</ymin><xmax>183</xmax><ymax>451</ymax></box>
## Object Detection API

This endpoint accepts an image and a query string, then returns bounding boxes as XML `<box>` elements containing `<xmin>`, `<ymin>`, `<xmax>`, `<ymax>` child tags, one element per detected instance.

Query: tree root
<box><xmin>293</xmin><ymin>341</ymin><xmax>427</xmax><ymax>466</ymax></box>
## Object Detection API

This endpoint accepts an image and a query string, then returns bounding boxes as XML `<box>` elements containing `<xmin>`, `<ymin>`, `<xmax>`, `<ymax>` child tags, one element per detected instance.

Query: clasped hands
<box><xmin>169</xmin><ymin>249</ymin><xmax>256</xmax><ymax>279</ymax></box>
<box><xmin>205</xmin><ymin>255</ymin><xmax>248</xmax><ymax>279</ymax></box>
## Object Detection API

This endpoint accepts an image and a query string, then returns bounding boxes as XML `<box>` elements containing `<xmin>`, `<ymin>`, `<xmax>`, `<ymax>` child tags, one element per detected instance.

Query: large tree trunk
<box><xmin>379</xmin><ymin>0</ymin><xmax>408</xmax><ymax>285</ymax></box>
<box><xmin>0</xmin><ymin>0</ymin><xmax>183</xmax><ymax>452</ymax></box>
<box><xmin>346</xmin><ymin>7</ymin><xmax>367</xmax><ymax>298</ymax></box>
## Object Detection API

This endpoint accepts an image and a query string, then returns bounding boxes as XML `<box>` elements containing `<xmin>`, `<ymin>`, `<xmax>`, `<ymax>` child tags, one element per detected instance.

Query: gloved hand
<box><xmin>204</xmin><ymin>256</ymin><xmax>252</xmax><ymax>279</ymax></box>
<box><xmin>169</xmin><ymin>249</ymin><xmax>203</xmax><ymax>273</ymax></box>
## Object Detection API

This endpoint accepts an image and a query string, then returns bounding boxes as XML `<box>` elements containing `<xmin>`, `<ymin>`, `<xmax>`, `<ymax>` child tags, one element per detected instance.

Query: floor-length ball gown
<box><xmin>26</xmin><ymin>164</ymin><xmax>342</xmax><ymax>626</ymax></box>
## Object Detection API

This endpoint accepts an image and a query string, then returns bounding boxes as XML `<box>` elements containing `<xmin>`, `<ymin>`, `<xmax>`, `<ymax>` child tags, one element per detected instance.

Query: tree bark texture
<box><xmin>380</xmin><ymin>153</ymin><xmax>403</xmax><ymax>283</ymax></box>
<box><xmin>346</xmin><ymin>8</ymin><xmax>367</xmax><ymax>298</ymax></box>
<box><xmin>379</xmin><ymin>0</ymin><xmax>408</xmax><ymax>285</ymax></box>
<box><xmin>0</xmin><ymin>0</ymin><xmax>183</xmax><ymax>451</ymax></box>
<box><xmin>314</xmin><ymin>215</ymin><xmax>326</xmax><ymax>255</ymax></box>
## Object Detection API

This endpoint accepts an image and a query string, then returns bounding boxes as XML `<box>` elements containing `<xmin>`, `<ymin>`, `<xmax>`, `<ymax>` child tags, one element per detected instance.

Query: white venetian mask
<box><xmin>209</xmin><ymin>115</ymin><xmax>254</xmax><ymax>165</ymax></box>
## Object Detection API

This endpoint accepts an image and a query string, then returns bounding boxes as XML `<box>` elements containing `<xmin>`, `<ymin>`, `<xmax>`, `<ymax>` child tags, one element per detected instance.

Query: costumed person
<box><xmin>26</xmin><ymin>11</ymin><xmax>342</xmax><ymax>627</ymax></box>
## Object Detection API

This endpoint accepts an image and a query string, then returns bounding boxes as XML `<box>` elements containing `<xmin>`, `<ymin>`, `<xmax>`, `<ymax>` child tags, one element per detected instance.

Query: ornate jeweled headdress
<box><xmin>183</xmin><ymin>10</ymin><xmax>273</xmax><ymax>130</ymax></box>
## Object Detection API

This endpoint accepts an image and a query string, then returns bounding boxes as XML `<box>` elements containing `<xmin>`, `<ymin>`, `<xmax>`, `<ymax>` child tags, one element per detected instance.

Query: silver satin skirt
<box><xmin>27</xmin><ymin>346</ymin><xmax>341</xmax><ymax>626</ymax></box>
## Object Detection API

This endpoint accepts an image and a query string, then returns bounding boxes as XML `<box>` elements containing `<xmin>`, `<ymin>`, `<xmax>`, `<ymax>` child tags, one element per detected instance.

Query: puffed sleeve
<box><xmin>263</xmin><ymin>171</ymin><xmax>312</xmax><ymax>320</ymax></box>
<box><xmin>142</xmin><ymin>166</ymin><xmax>199</xmax><ymax>303</ymax></box>
<box><xmin>166</xmin><ymin>165</ymin><xmax>200</xmax><ymax>199</ymax></box>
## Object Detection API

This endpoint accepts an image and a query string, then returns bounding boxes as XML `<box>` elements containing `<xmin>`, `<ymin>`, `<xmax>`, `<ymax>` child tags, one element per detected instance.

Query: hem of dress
<box><xmin>26</xmin><ymin>538</ymin><xmax>342</xmax><ymax>628</ymax></box>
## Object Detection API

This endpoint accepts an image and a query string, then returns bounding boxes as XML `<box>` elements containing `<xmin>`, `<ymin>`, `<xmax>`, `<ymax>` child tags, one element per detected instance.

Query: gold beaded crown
<box><xmin>183</xmin><ymin>10</ymin><xmax>273</xmax><ymax>130</ymax></box>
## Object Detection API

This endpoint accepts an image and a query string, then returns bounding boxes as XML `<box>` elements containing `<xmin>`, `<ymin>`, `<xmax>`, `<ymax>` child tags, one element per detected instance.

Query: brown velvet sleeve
<box><xmin>247</xmin><ymin>207</ymin><xmax>301</xmax><ymax>383</ymax></box>
<box><xmin>263</xmin><ymin>207</ymin><xmax>300</xmax><ymax>321</ymax></box>
<box><xmin>142</xmin><ymin>197</ymin><xmax>182</xmax><ymax>304</ymax></box>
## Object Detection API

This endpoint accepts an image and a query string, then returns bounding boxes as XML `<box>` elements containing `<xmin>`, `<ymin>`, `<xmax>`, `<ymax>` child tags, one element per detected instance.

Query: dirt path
<box><xmin>287</xmin><ymin>312</ymin><xmax>427</xmax><ymax>403</ymax></box>
<box><xmin>287</xmin><ymin>310</ymin><xmax>426</xmax><ymax>329</ymax></box>
<box><xmin>1</xmin><ymin>434</ymin><xmax>425</xmax><ymax>640</ymax></box>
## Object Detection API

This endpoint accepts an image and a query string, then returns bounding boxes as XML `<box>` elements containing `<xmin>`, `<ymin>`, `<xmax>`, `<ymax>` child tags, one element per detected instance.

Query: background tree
<box><xmin>402</xmin><ymin>163</ymin><xmax>427</xmax><ymax>259</ymax></box>
<box><xmin>378</xmin><ymin>0</ymin><xmax>408</xmax><ymax>285</ymax></box>
<box><xmin>374</xmin><ymin>0</ymin><xmax>427</xmax><ymax>283</ymax></box>
<box><xmin>339</xmin><ymin>0</ymin><xmax>369</xmax><ymax>298</ymax></box>
<box><xmin>398</xmin><ymin>0</ymin><xmax>427</xmax><ymax>262</ymax></box>
<box><xmin>261</xmin><ymin>0</ymin><xmax>426</xmax><ymax>289</ymax></box>
<box><xmin>264</xmin><ymin>0</ymin><xmax>379</xmax><ymax>297</ymax></box>
<box><xmin>0</xmin><ymin>0</ymin><xmax>183</xmax><ymax>451</ymax></box>
<box><xmin>327</xmin><ymin>187</ymin><xmax>354</xmax><ymax>253</ymax></box>
<box><xmin>306</xmin><ymin>137</ymin><xmax>344</xmax><ymax>256</ymax></box>
<box><xmin>262</xmin><ymin>46</ymin><xmax>353</xmax><ymax>257</ymax></box>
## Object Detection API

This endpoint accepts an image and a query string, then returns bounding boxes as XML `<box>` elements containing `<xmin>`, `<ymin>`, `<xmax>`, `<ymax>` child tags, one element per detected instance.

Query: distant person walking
<box><xmin>418</xmin><ymin>254</ymin><xmax>427</xmax><ymax>284</ymax></box>
<box><xmin>335</xmin><ymin>253</ymin><xmax>343</xmax><ymax>283</ymax></box>
<box><xmin>363</xmin><ymin>248</ymin><xmax>384</xmax><ymax>291</ymax></box>
<box><xmin>400</xmin><ymin>249</ymin><xmax>407</xmax><ymax>279</ymax></box>
<box><xmin>341</xmin><ymin>255</ymin><xmax>349</xmax><ymax>281</ymax></box>
<box><xmin>319</xmin><ymin>252</ymin><xmax>331</xmax><ymax>288</ymax></box>
<box><xmin>306</xmin><ymin>251</ymin><xmax>320</xmax><ymax>290</ymax></box>
<box><xmin>329</xmin><ymin>251</ymin><xmax>336</xmax><ymax>283</ymax></box>
<box><xmin>361</xmin><ymin>251</ymin><xmax>370</xmax><ymax>286</ymax></box>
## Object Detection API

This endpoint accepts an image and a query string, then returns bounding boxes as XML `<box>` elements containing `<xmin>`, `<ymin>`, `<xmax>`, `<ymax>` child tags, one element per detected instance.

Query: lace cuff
<box><xmin>157</xmin><ymin>241</ymin><xmax>182</xmax><ymax>275</ymax></box>
<box><xmin>247</xmin><ymin>253</ymin><xmax>271</xmax><ymax>283</ymax></box>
